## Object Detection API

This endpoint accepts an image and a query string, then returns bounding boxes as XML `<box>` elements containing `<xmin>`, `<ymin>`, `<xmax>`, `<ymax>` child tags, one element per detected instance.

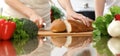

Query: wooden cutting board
<box><xmin>38</xmin><ymin>30</ymin><xmax>93</xmax><ymax>37</ymax></box>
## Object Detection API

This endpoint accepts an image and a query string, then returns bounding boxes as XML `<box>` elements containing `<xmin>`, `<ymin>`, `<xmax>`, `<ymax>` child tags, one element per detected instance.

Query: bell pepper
<box><xmin>0</xmin><ymin>41</ymin><xmax>16</xmax><ymax>56</ymax></box>
<box><xmin>0</xmin><ymin>19</ymin><xmax>16</xmax><ymax>40</ymax></box>
<box><xmin>0</xmin><ymin>19</ymin><xmax>6</xmax><ymax>38</ymax></box>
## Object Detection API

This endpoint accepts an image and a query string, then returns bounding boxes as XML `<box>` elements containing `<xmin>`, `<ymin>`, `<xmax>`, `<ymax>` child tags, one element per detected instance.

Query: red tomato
<box><xmin>115</xmin><ymin>14</ymin><xmax>120</xmax><ymax>21</ymax></box>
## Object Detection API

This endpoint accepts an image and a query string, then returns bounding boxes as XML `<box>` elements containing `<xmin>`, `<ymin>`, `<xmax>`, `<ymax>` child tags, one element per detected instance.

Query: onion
<box><xmin>107</xmin><ymin>20</ymin><xmax>120</xmax><ymax>37</ymax></box>
<box><xmin>108</xmin><ymin>37</ymin><xmax>120</xmax><ymax>55</ymax></box>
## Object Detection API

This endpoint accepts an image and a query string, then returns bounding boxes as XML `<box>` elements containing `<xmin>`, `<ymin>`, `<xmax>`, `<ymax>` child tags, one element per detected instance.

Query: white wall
<box><xmin>0</xmin><ymin>0</ymin><xmax>4</xmax><ymax>15</ymax></box>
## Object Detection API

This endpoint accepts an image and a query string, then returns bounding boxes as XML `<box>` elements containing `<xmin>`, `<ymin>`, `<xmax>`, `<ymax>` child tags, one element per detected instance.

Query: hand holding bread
<box><xmin>50</xmin><ymin>19</ymin><xmax>93</xmax><ymax>33</ymax></box>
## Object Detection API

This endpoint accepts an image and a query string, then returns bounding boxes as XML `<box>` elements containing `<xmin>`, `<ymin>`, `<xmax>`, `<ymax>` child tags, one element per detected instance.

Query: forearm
<box><xmin>58</xmin><ymin>0</ymin><xmax>92</xmax><ymax>26</ymax></box>
<box><xmin>58</xmin><ymin>0</ymin><xmax>74</xmax><ymax>12</ymax></box>
<box><xmin>95</xmin><ymin>0</ymin><xmax>106</xmax><ymax>18</ymax></box>
<box><xmin>5</xmin><ymin>0</ymin><xmax>36</xmax><ymax>18</ymax></box>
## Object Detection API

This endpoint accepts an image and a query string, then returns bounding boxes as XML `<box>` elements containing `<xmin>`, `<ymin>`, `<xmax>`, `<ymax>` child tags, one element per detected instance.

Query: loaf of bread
<box><xmin>50</xmin><ymin>36</ymin><xmax>67</xmax><ymax>47</ymax></box>
<box><xmin>50</xmin><ymin>36</ymin><xmax>92</xmax><ymax>48</ymax></box>
<box><xmin>50</xmin><ymin>19</ymin><xmax>66</xmax><ymax>33</ymax></box>
<box><xmin>50</xmin><ymin>19</ymin><xmax>93</xmax><ymax>33</ymax></box>
<box><xmin>50</xmin><ymin>19</ymin><xmax>93</xmax><ymax>48</ymax></box>
<box><xmin>64</xmin><ymin>19</ymin><xmax>93</xmax><ymax>33</ymax></box>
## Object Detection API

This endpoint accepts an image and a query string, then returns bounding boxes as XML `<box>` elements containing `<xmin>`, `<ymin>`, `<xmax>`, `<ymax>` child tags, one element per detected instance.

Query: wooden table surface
<box><xmin>38</xmin><ymin>30</ymin><xmax>93</xmax><ymax>37</ymax></box>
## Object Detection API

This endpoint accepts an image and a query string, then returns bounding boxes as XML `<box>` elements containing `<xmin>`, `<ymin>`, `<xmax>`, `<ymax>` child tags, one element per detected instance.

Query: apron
<box><xmin>2</xmin><ymin>0</ymin><xmax>51</xmax><ymax>30</ymax></box>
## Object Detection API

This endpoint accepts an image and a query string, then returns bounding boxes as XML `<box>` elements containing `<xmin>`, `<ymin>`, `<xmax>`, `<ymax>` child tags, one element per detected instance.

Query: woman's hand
<box><xmin>66</xmin><ymin>10</ymin><xmax>92</xmax><ymax>27</ymax></box>
<box><xmin>29</xmin><ymin>14</ymin><xmax>44</xmax><ymax>28</ymax></box>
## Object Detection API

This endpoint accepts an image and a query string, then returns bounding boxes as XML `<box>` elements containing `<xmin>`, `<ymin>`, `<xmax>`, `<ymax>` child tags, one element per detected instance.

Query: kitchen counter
<box><xmin>0</xmin><ymin>30</ymin><xmax>111</xmax><ymax>56</ymax></box>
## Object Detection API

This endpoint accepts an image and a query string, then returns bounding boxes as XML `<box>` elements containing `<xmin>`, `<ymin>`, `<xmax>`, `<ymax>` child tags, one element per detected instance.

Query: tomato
<box><xmin>115</xmin><ymin>14</ymin><xmax>120</xmax><ymax>21</ymax></box>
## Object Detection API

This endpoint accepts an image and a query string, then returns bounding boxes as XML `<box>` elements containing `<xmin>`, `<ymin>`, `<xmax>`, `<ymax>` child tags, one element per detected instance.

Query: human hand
<box><xmin>29</xmin><ymin>14</ymin><xmax>44</xmax><ymax>28</ymax></box>
<box><xmin>66</xmin><ymin>11</ymin><xmax>92</xmax><ymax>27</ymax></box>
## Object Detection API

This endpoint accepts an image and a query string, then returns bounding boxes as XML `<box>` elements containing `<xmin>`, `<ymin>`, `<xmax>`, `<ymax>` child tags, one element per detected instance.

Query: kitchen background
<box><xmin>0</xmin><ymin>0</ymin><xmax>97</xmax><ymax>56</ymax></box>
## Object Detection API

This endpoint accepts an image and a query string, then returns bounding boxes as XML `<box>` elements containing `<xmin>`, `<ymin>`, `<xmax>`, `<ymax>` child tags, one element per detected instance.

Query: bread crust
<box><xmin>50</xmin><ymin>19</ymin><xmax>66</xmax><ymax>33</ymax></box>
<box><xmin>50</xmin><ymin>19</ymin><xmax>93</xmax><ymax>47</ymax></box>
<box><xmin>67</xmin><ymin>19</ymin><xmax>93</xmax><ymax>33</ymax></box>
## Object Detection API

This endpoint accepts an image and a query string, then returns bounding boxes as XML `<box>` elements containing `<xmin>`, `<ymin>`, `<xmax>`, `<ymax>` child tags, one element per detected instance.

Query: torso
<box><xmin>3</xmin><ymin>0</ymin><xmax>50</xmax><ymax>18</ymax></box>
<box><xmin>20</xmin><ymin>0</ymin><xmax>50</xmax><ymax>17</ymax></box>
<box><xmin>2</xmin><ymin>0</ymin><xmax>51</xmax><ymax>30</ymax></box>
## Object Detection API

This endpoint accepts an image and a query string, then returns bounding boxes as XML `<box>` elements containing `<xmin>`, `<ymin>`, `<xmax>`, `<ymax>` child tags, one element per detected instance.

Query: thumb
<box><xmin>39</xmin><ymin>20</ymin><xmax>44</xmax><ymax>28</ymax></box>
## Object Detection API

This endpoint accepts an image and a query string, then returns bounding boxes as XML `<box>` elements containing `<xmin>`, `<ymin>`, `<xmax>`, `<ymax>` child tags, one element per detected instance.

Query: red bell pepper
<box><xmin>0</xmin><ymin>19</ymin><xmax>16</xmax><ymax>40</ymax></box>
<box><xmin>0</xmin><ymin>19</ymin><xmax>6</xmax><ymax>38</ymax></box>
<box><xmin>0</xmin><ymin>41</ymin><xmax>16</xmax><ymax>56</ymax></box>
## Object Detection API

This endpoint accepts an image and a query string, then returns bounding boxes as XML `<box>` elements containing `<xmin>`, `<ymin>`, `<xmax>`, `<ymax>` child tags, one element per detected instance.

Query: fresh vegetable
<box><xmin>0</xmin><ymin>41</ymin><xmax>16</xmax><ymax>56</ymax></box>
<box><xmin>9</xmin><ymin>17</ymin><xmax>39</xmax><ymax>41</ymax></box>
<box><xmin>19</xmin><ymin>18</ymin><xmax>39</xmax><ymax>38</ymax></box>
<box><xmin>92</xmin><ymin>6</ymin><xmax>120</xmax><ymax>41</ymax></box>
<box><xmin>92</xmin><ymin>6</ymin><xmax>120</xmax><ymax>56</ymax></box>
<box><xmin>0</xmin><ymin>19</ymin><xmax>16</xmax><ymax>40</ymax></box>
<box><xmin>93</xmin><ymin>36</ymin><xmax>114</xmax><ymax>56</ymax></box>
<box><xmin>115</xmin><ymin>14</ymin><xmax>120</xmax><ymax>20</ymax></box>
<box><xmin>0</xmin><ymin>15</ymin><xmax>39</xmax><ymax>54</ymax></box>
<box><xmin>107</xmin><ymin>20</ymin><xmax>120</xmax><ymax>37</ymax></box>
<box><xmin>0</xmin><ymin>19</ymin><xmax>5</xmax><ymax>38</ymax></box>
<box><xmin>11</xmin><ymin>18</ymin><xmax>39</xmax><ymax>54</ymax></box>
<box><xmin>51</xmin><ymin>5</ymin><xmax>64</xmax><ymax>19</ymax></box>
<box><xmin>107</xmin><ymin>10</ymin><xmax>120</xmax><ymax>37</ymax></box>
<box><xmin>92</xmin><ymin>14</ymin><xmax>113</xmax><ymax>39</ymax></box>
<box><xmin>0</xmin><ymin>16</ymin><xmax>39</xmax><ymax>40</ymax></box>
<box><xmin>110</xmin><ymin>6</ymin><xmax>120</xmax><ymax>16</ymax></box>
<box><xmin>108</xmin><ymin>37</ymin><xmax>120</xmax><ymax>56</ymax></box>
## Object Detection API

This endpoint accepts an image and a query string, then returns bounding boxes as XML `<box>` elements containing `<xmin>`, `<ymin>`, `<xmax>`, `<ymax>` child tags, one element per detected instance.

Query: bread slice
<box><xmin>50</xmin><ymin>19</ymin><xmax>66</xmax><ymax>33</ymax></box>
<box><xmin>63</xmin><ymin>19</ymin><xmax>93</xmax><ymax>33</ymax></box>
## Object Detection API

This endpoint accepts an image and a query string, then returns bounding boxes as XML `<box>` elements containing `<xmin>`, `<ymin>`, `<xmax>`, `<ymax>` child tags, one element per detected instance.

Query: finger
<box><xmin>67</xmin><ymin>16</ymin><xmax>75</xmax><ymax>20</ymax></box>
<box><xmin>68</xmin><ymin>14</ymin><xmax>90</xmax><ymax>27</ymax></box>
<box><xmin>86</xmin><ymin>17</ymin><xmax>93</xmax><ymax>21</ymax></box>
<box><xmin>79</xmin><ymin>14</ymin><xmax>90</xmax><ymax>26</ymax></box>
<box><xmin>81</xmin><ymin>16</ymin><xmax>87</xmax><ymax>25</ymax></box>
<box><xmin>75</xmin><ymin>15</ymin><xmax>88</xmax><ymax>26</ymax></box>
<box><xmin>36</xmin><ymin>21</ymin><xmax>41</xmax><ymax>28</ymax></box>
<box><xmin>83</xmin><ymin>17</ymin><xmax>90</xmax><ymax>27</ymax></box>
<box><xmin>78</xmin><ymin>15</ymin><xmax>90</xmax><ymax>27</ymax></box>
<box><xmin>39</xmin><ymin>20</ymin><xmax>44</xmax><ymax>28</ymax></box>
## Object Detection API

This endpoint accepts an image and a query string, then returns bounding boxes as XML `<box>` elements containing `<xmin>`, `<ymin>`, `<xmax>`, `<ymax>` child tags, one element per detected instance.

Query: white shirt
<box><xmin>2</xmin><ymin>0</ymin><xmax>50</xmax><ymax>18</ymax></box>
<box><xmin>2</xmin><ymin>0</ymin><xmax>51</xmax><ymax>30</ymax></box>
